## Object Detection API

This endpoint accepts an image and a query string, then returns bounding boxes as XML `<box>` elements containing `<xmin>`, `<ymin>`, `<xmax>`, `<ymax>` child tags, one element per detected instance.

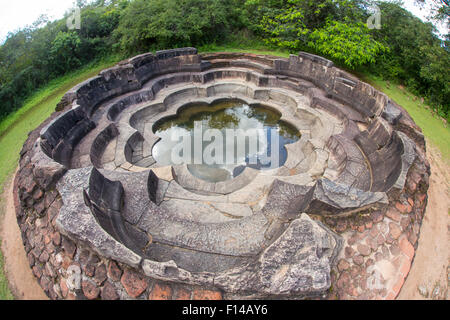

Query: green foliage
<box><xmin>309</xmin><ymin>20</ymin><xmax>387</xmax><ymax>68</ymax></box>
<box><xmin>0</xmin><ymin>61</ymin><xmax>118</xmax><ymax>301</ymax></box>
<box><xmin>418</xmin><ymin>44</ymin><xmax>450</xmax><ymax>118</ymax></box>
<box><xmin>367</xmin><ymin>2</ymin><xmax>449</xmax><ymax>117</ymax></box>
<box><xmin>113</xmin><ymin>0</ymin><xmax>242</xmax><ymax>54</ymax></box>
<box><xmin>49</xmin><ymin>32</ymin><xmax>83</xmax><ymax>75</ymax></box>
<box><xmin>0</xmin><ymin>0</ymin><xmax>448</xmax><ymax>122</ymax></box>
<box><xmin>245</xmin><ymin>0</ymin><xmax>366</xmax><ymax>35</ymax></box>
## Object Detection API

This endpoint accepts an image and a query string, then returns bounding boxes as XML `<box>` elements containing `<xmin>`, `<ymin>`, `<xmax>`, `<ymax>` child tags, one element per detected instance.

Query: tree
<box><xmin>80</xmin><ymin>5</ymin><xmax>121</xmax><ymax>39</ymax></box>
<box><xmin>0</xmin><ymin>1</ymin><xmax>122</xmax><ymax>122</ymax></box>
<box><xmin>49</xmin><ymin>31</ymin><xmax>82</xmax><ymax>76</ymax></box>
<box><xmin>419</xmin><ymin>43</ymin><xmax>450</xmax><ymax>116</ymax></box>
<box><xmin>0</xmin><ymin>0</ymin><xmax>448</xmax><ymax>122</ymax></box>
<box><xmin>309</xmin><ymin>20</ymin><xmax>387</xmax><ymax>68</ymax></box>
<box><xmin>368</xmin><ymin>2</ymin><xmax>449</xmax><ymax>116</ymax></box>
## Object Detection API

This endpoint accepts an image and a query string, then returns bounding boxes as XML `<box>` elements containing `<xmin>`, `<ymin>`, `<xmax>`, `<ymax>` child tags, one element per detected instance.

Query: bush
<box><xmin>49</xmin><ymin>31</ymin><xmax>83</xmax><ymax>75</ymax></box>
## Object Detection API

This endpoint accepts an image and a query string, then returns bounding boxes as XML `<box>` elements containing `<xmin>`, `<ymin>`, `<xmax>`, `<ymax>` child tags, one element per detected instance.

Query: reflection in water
<box><xmin>152</xmin><ymin>100</ymin><xmax>301</xmax><ymax>182</ymax></box>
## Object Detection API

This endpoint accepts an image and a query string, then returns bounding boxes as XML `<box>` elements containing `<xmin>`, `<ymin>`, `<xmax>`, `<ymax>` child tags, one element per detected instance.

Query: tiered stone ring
<box><xmin>14</xmin><ymin>48</ymin><xmax>430</xmax><ymax>300</ymax></box>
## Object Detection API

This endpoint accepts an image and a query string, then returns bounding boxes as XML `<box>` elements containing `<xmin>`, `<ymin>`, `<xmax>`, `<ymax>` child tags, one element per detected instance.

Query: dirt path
<box><xmin>0</xmin><ymin>172</ymin><xmax>47</xmax><ymax>300</ymax></box>
<box><xmin>398</xmin><ymin>142</ymin><xmax>449</xmax><ymax>300</ymax></box>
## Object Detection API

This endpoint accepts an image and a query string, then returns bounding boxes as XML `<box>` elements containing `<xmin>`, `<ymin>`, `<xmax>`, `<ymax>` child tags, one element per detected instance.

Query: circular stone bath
<box><xmin>152</xmin><ymin>100</ymin><xmax>301</xmax><ymax>182</ymax></box>
<box><xmin>14</xmin><ymin>48</ymin><xmax>431</xmax><ymax>300</ymax></box>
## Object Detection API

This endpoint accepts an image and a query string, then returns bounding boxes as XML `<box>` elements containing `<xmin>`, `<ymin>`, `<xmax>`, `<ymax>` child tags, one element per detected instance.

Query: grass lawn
<box><xmin>0</xmin><ymin>46</ymin><xmax>447</xmax><ymax>300</ymax></box>
<box><xmin>0</xmin><ymin>58</ymin><xmax>119</xmax><ymax>300</ymax></box>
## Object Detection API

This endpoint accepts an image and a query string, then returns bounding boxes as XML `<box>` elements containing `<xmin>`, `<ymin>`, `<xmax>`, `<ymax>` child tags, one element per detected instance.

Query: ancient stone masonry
<box><xmin>14</xmin><ymin>48</ymin><xmax>430</xmax><ymax>300</ymax></box>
